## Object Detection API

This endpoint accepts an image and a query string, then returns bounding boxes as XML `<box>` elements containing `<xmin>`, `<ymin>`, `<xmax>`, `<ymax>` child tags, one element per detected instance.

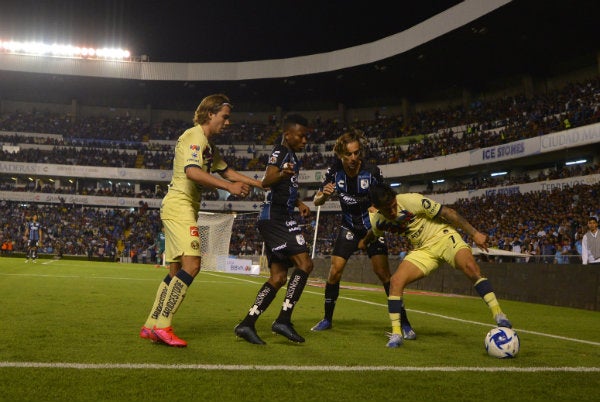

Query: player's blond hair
<box><xmin>193</xmin><ymin>94</ymin><xmax>233</xmax><ymax>125</ymax></box>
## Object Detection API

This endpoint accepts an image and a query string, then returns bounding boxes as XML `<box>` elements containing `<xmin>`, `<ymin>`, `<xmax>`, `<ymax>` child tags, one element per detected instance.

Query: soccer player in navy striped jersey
<box><xmin>234</xmin><ymin>114</ymin><xmax>314</xmax><ymax>345</ymax></box>
<box><xmin>24</xmin><ymin>214</ymin><xmax>42</xmax><ymax>263</ymax></box>
<box><xmin>310</xmin><ymin>130</ymin><xmax>414</xmax><ymax>339</ymax></box>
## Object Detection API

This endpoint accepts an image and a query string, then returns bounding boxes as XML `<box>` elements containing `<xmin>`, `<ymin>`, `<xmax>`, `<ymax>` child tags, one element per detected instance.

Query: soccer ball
<box><xmin>484</xmin><ymin>327</ymin><xmax>520</xmax><ymax>358</ymax></box>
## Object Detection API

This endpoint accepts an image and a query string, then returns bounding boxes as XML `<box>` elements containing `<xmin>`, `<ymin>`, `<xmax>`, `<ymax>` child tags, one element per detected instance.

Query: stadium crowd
<box><xmin>1</xmin><ymin>76</ymin><xmax>598</xmax><ymax>173</ymax></box>
<box><xmin>0</xmin><ymin>76</ymin><xmax>599</xmax><ymax>263</ymax></box>
<box><xmin>1</xmin><ymin>181</ymin><xmax>598</xmax><ymax>264</ymax></box>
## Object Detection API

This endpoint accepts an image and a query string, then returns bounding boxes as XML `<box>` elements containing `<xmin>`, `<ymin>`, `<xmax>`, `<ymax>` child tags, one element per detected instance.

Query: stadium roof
<box><xmin>0</xmin><ymin>0</ymin><xmax>598</xmax><ymax>111</ymax></box>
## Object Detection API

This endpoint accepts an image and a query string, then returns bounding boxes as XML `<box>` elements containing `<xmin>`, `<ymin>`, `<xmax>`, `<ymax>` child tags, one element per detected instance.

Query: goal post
<box><xmin>197</xmin><ymin>211</ymin><xmax>236</xmax><ymax>271</ymax></box>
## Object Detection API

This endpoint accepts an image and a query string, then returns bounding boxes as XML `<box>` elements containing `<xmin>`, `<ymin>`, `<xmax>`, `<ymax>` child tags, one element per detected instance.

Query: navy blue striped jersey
<box><xmin>259</xmin><ymin>144</ymin><xmax>300</xmax><ymax>220</ymax></box>
<box><xmin>321</xmin><ymin>159</ymin><xmax>383</xmax><ymax>232</ymax></box>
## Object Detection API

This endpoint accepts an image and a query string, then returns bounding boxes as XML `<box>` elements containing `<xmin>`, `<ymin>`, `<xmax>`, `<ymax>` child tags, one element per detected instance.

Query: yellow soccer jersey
<box><xmin>161</xmin><ymin>125</ymin><xmax>227</xmax><ymax>219</ymax></box>
<box><xmin>369</xmin><ymin>193</ymin><xmax>451</xmax><ymax>249</ymax></box>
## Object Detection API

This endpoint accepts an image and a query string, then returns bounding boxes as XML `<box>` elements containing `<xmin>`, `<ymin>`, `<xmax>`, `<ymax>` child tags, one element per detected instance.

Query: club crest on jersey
<box><xmin>296</xmin><ymin>234</ymin><xmax>306</xmax><ymax>245</ymax></box>
<box><xmin>191</xmin><ymin>240</ymin><xmax>200</xmax><ymax>250</ymax></box>
<box><xmin>345</xmin><ymin>231</ymin><xmax>354</xmax><ymax>241</ymax></box>
<box><xmin>360</xmin><ymin>179</ymin><xmax>369</xmax><ymax>189</ymax></box>
<box><xmin>421</xmin><ymin>198</ymin><xmax>438</xmax><ymax>214</ymax></box>
<box><xmin>189</xmin><ymin>144</ymin><xmax>200</xmax><ymax>151</ymax></box>
<box><xmin>190</xmin><ymin>226</ymin><xmax>199</xmax><ymax>237</ymax></box>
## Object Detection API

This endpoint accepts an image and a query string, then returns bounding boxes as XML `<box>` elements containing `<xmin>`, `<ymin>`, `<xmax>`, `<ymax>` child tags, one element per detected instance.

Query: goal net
<box><xmin>197</xmin><ymin>211</ymin><xmax>235</xmax><ymax>271</ymax></box>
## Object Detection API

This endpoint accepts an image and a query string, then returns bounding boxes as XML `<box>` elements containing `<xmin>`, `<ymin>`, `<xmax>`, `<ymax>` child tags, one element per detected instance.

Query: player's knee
<box><xmin>461</xmin><ymin>262</ymin><xmax>481</xmax><ymax>281</ymax></box>
<box><xmin>328</xmin><ymin>265</ymin><xmax>344</xmax><ymax>282</ymax></box>
<box><xmin>271</xmin><ymin>273</ymin><xmax>288</xmax><ymax>289</ymax></box>
<box><xmin>300</xmin><ymin>259</ymin><xmax>314</xmax><ymax>274</ymax></box>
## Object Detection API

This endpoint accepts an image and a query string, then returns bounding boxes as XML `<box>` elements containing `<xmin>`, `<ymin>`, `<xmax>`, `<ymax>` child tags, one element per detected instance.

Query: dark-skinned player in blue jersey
<box><xmin>234</xmin><ymin>114</ymin><xmax>314</xmax><ymax>345</ymax></box>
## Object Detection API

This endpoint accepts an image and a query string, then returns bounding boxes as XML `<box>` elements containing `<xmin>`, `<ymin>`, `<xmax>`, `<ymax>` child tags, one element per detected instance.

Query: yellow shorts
<box><xmin>403</xmin><ymin>230</ymin><xmax>470</xmax><ymax>276</ymax></box>
<box><xmin>162</xmin><ymin>218</ymin><xmax>201</xmax><ymax>262</ymax></box>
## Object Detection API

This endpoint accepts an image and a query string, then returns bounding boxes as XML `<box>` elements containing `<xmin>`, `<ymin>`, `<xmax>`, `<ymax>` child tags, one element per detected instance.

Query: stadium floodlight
<box><xmin>0</xmin><ymin>39</ymin><xmax>131</xmax><ymax>60</ymax></box>
<box><xmin>390</xmin><ymin>182</ymin><xmax>401</xmax><ymax>187</ymax></box>
<box><xmin>431</xmin><ymin>179</ymin><xmax>445</xmax><ymax>183</ymax></box>
<box><xmin>490</xmin><ymin>171</ymin><xmax>507</xmax><ymax>177</ymax></box>
<box><xmin>565</xmin><ymin>159</ymin><xmax>586</xmax><ymax>166</ymax></box>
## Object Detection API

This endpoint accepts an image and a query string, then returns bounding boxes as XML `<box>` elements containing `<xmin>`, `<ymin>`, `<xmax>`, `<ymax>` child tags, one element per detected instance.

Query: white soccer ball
<box><xmin>484</xmin><ymin>327</ymin><xmax>520</xmax><ymax>358</ymax></box>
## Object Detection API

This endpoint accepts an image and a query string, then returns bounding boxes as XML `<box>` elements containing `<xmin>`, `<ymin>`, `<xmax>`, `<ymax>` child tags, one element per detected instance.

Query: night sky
<box><xmin>0</xmin><ymin>0</ymin><xmax>598</xmax><ymax>109</ymax></box>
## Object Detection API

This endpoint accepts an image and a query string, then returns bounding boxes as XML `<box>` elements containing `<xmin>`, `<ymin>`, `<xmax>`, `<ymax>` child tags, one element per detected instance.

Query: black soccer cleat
<box><xmin>271</xmin><ymin>321</ymin><xmax>305</xmax><ymax>343</ymax></box>
<box><xmin>234</xmin><ymin>324</ymin><xmax>266</xmax><ymax>345</ymax></box>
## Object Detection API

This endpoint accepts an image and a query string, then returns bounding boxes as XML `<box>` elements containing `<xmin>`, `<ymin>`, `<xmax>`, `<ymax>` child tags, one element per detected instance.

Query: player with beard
<box><xmin>310</xmin><ymin>130</ymin><xmax>415</xmax><ymax>339</ymax></box>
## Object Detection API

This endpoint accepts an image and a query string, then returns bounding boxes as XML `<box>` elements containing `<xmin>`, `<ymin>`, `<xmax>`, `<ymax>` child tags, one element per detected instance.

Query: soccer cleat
<box><xmin>386</xmin><ymin>332</ymin><xmax>403</xmax><ymax>348</ymax></box>
<box><xmin>234</xmin><ymin>324</ymin><xmax>266</xmax><ymax>345</ymax></box>
<box><xmin>401</xmin><ymin>324</ymin><xmax>417</xmax><ymax>340</ymax></box>
<box><xmin>272</xmin><ymin>321</ymin><xmax>305</xmax><ymax>343</ymax></box>
<box><xmin>25</xmin><ymin>259</ymin><xmax>29</xmax><ymax>263</ymax></box>
<box><xmin>494</xmin><ymin>313</ymin><xmax>513</xmax><ymax>328</ymax></box>
<box><xmin>311</xmin><ymin>318</ymin><xmax>332</xmax><ymax>331</ymax></box>
<box><xmin>139</xmin><ymin>326</ymin><xmax>159</xmax><ymax>342</ymax></box>
<box><xmin>152</xmin><ymin>326</ymin><xmax>187</xmax><ymax>347</ymax></box>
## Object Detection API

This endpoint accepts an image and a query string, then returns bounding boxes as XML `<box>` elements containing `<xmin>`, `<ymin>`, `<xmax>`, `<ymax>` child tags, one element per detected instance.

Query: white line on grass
<box><xmin>3</xmin><ymin>270</ymin><xmax>598</xmax><ymax>347</ymax></box>
<box><xmin>204</xmin><ymin>272</ymin><xmax>600</xmax><ymax>347</ymax></box>
<box><xmin>0</xmin><ymin>361</ymin><xmax>599</xmax><ymax>372</ymax></box>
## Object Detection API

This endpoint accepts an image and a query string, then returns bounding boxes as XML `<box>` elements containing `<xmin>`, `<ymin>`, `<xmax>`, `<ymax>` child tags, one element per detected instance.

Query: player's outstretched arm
<box><xmin>439</xmin><ymin>206</ymin><xmax>489</xmax><ymax>252</ymax></box>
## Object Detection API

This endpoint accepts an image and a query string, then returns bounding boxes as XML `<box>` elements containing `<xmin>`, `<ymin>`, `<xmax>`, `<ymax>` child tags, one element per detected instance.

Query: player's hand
<box><xmin>229</xmin><ymin>182</ymin><xmax>251</xmax><ymax>197</ymax></box>
<box><xmin>297</xmin><ymin>202</ymin><xmax>311</xmax><ymax>218</ymax></box>
<box><xmin>357</xmin><ymin>238</ymin><xmax>367</xmax><ymax>250</ymax></box>
<box><xmin>473</xmin><ymin>231</ymin><xmax>489</xmax><ymax>253</ymax></box>
<box><xmin>280</xmin><ymin>162</ymin><xmax>295</xmax><ymax>177</ymax></box>
<box><xmin>322</xmin><ymin>182</ymin><xmax>335</xmax><ymax>196</ymax></box>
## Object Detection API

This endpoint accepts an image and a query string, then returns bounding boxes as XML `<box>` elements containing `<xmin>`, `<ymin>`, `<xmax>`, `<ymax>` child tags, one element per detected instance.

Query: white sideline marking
<box><xmin>0</xmin><ymin>361</ymin><xmax>598</xmax><ymax>372</ymax></box>
<box><xmin>2</xmin><ymin>270</ymin><xmax>598</xmax><ymax>347</ymax></box>
<box><xmin>207</xmin><ymin>272</ymin><xmax>600</xmax><ymax>347</ymax></box>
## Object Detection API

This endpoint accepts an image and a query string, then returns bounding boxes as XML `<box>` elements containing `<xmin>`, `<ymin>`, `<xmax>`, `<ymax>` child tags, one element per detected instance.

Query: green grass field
<box><xmin>1</xmin><ymin>257</ymin><xmax>599</xmax><ymax>402</ymax></box>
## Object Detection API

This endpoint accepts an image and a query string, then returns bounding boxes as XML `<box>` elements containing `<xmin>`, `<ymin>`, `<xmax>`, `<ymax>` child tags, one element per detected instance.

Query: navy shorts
<box><xmin>332</xmin><ymin>226</ymin><xmax>388</xmax><ymax>259</ymax></box>
<box><xmin>258</xmin><ymin>217</ymin><xmax>309</xmax><ymax>268</ymax></box>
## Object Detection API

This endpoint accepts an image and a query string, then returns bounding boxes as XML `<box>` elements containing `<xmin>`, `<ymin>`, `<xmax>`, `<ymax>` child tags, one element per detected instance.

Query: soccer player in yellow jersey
<box><xmin>139</xmin><ymin>94</ymin><xmax>262</xmax><ymax>347</ymax></box>
<box><xmin>359</xmin><ymin>183</ymin><xmax>512</xmax><ymax>348</ymax></box>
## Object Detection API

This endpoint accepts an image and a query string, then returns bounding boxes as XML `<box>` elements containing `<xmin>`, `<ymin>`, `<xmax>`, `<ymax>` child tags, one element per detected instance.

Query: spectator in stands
<box><xmin>359</xmin><ymin>183</ymin><xmax>512</xmax><ymax>348</ymax></box>
<box><xmin>234</xmin><ymin>114</ymin><xmax>314</xmax><ymax>345</ymax></box>
<box><xmin>581</xmin><ymin>217</ymin><xmax>600</xmax><ymax>265</ymax></box>
<box><xmin>139</xmin><ymin>94</ymin><xmax>263</xmax><ymax>347</ymax></box>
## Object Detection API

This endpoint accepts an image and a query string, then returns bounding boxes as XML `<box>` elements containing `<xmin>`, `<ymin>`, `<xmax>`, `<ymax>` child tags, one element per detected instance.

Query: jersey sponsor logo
<box><xmin>272</xmin><ymin>243</ymin><xmax>287</xmax><ymax>251</ymax></box>
<box><xmin>285</xmin><ymin>219</ymin><xmax>297</xmax><ymax>227</ymax></box>
<box><xmin>341</xmin><ymin>194</ymin><xmax>357</xmax><ymax>205</ymax></box>
<box><xmin>268</xmin><ymin>150</ymin><xmax>281</xmax><ymax>164</ymax></box>
<box><xmin>337</xmin><ymin>179</ymin><xmax>345</xmax><ymax>188</ymax></box>
<box><xmin>360</xmin><ymin>179</ymin><xmax>369</xmax><ymax>189</ymax></box>
<box><xmin>191</xmin><ymin>240</ymin><xmax>200</xmax><ymax>250</ymax></box>
<box><xmin>296</xmin><ymin>234</ymin><xmax>306</xmax><ymax>245</ymax></box>
<box><xmin>190</xmin><ymin>226</ymin><xmax>199</xmax><ymax>237</ymax></box>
